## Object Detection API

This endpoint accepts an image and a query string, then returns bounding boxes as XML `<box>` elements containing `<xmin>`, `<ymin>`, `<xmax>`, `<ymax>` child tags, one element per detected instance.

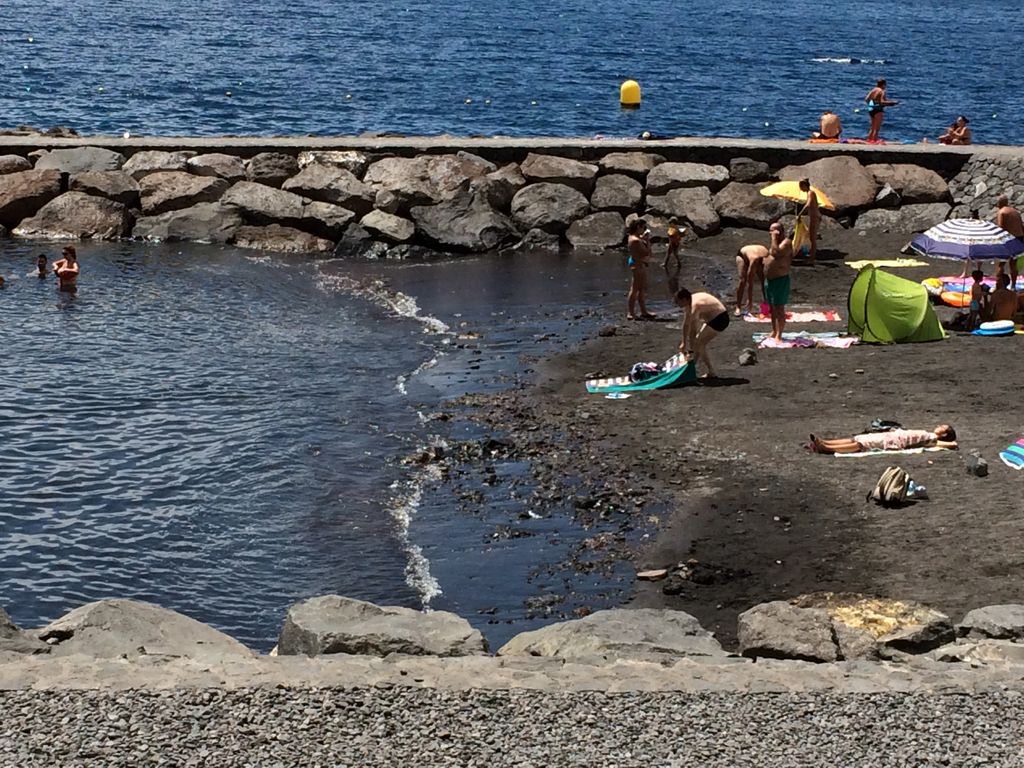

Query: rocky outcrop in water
<box><xmin>13</xmin><ymin>192</ymin><xmax>133</xmax><ymax>239</ymax></box>
<box><xmin>0</xmin><ymin>141</ymin><xmax>988</xmax><ymax>253</ymax></box>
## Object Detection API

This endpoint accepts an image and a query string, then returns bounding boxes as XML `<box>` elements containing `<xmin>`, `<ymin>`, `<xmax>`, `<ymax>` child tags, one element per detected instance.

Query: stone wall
<box><xmin>0</xmin><ymin>141</ymin><xmax>1019</xmax><ymax>256</ymax></box>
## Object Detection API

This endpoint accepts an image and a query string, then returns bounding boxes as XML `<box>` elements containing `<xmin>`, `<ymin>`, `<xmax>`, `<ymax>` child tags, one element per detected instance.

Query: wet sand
<box><xmin>464</xmin><ymin>228</ymin><xmax>1024</xmax><ymax>649</ymax></box>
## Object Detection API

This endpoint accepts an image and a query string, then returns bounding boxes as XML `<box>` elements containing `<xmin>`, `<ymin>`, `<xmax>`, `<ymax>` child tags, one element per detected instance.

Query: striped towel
<box><xmin>1000</xmin><ymin>439</ymin><xmax>1024</xmax><ymax>470</ymax></box>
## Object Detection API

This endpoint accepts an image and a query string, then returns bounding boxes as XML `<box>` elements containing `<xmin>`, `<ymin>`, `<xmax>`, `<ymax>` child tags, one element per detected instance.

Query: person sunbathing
<box><xmin>810</xmin><ymin>425</ymin><xmax>957</xmax><ymax>454</ymax></box>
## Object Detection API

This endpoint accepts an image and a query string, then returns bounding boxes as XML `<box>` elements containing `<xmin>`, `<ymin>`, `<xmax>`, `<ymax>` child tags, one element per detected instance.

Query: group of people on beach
<box><xmin>811</xmin><ymin>79</ymin><xmax>971</xmax><ymax>145</ymax></box>
<box><xmin>624</xmin><ymin>192</ymin><xmax>810</xmax><ymax>378</ymax></box>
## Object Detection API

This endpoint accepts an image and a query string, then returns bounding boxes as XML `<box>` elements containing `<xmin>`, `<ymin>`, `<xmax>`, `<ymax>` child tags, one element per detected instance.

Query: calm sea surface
<box><xmin>0</xmin><ymin>0</ymin><xmax>1021</xmax><ymax>144</ymax></box>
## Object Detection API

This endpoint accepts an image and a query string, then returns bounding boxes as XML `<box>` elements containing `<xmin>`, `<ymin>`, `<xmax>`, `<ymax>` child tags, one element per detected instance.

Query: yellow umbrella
<box><xmin>760</xmin><ymin>181</ymin><xmax>836</xmax><ymax>210</ymax></box>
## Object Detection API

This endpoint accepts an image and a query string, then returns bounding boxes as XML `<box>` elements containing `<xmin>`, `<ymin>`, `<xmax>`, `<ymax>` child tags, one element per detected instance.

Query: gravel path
<box><xmin>2</xmin><ymin>687</ymin><xmax>1023</xmax><ymax>767</ymax></box>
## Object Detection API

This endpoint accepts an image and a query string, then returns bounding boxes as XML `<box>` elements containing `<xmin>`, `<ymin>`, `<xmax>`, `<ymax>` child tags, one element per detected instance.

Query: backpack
<box><xmin>867</xmin><ymin>466</ymin><xmax>910</xmax><ymax>507</ymax></box>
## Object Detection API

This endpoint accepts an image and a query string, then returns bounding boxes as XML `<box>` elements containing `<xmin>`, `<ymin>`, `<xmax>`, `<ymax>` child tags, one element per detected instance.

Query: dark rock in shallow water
<box><xmin>278</xmin><ymin>595</ymin><xmax>487</xmax><ymax>657</ymax></box>
<box><xmin>360</xmin><ymin>209</ymin><xmax>415</xmax><ymax>243</ymax></box>
<box><xmin>0</xmin><ymin>170</ymin><xmax>62</xmax><ymax>228</ymax></box>
<box><xmin>69</xmin><ymin>170</ymin><xmax>141</xmax><ymax>208</ymax></box>
<box><xmin>511</xmin><ymin>183</ymin><xmax>589</xmax><ymax>234</ymax></box>
<box><xmin>133</xmin><ymin>202</ymin><xmax>242</xmax><ymax>243</ymax></box>
<box><xmin>37</xmin><ymin>598</ymin><xmax>254</xmax><ymax>660</ymax></box>
<box><xmin>234</xmin><ymin>224</ymin><xmax>334</xmax><ymax>253</ymax></box>
<box><xmin>13</xmin><ymin>191</ymin><xmax>133</xmax><ymax>240</ymax></box>
<box><xmin>412</xmin><ymin>191</ymin><xmax>517</xmax><ymax>252</ymax></box>
<box><xmin>509</xmin><ymin>227</ymin><xmax>561</xmax><ymax>253</ymax></box>
<box><xmin>139</xmin><ymin>171</ymin><xmax>228</xmax><ymax>215</ymax></box>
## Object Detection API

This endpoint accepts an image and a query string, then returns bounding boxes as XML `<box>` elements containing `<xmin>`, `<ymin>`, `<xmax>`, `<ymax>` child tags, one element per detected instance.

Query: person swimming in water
<box><xmin>865</xmin><ymin>79</ymin><xmax>898</xmax><ymax>143</ymax></box>
<box><xmin>37</xmin><ymin>254</ymin><xmax>48</xmax><ymax>278</ymax></box>
<box><xmin>52</xmin><ymin>246</ymin><xmax>80</xmax><ymax>293</ymax></box>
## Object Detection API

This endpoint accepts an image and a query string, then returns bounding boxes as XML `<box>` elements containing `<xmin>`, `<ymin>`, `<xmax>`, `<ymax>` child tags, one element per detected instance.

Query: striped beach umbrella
<box><xmin>911</xmin><ymin>218</ymin><xmax>1024</xmax><ymax>261</ymax></box>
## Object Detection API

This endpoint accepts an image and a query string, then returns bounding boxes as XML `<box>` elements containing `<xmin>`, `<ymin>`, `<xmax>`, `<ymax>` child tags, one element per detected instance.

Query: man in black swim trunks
<box><xmin>674</xmin><ymin>286</ymin><xmax>730</xmax><ymax>379</ymax></box>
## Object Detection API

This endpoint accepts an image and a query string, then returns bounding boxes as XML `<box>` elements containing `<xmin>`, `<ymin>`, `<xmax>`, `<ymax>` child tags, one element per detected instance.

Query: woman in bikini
<box><xmin>626</xmin><ymin>218</ymin><xmax>655</xmax><ymax>320</ymax></box>
<box><xmin>865</xmin><ymin>78</ymin><xmax>898</xmax><ymax>143</ymax></box>
<box><xmin>811</xmin><ymin>425</ymin><xmax>957</xmax><ymax>454</ymax></box>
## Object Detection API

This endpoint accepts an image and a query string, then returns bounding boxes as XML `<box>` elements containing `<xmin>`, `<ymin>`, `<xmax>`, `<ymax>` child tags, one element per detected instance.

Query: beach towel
<box><xmin>585</xmin><ymin>352</ymin><xmax>696</xmax><ymax>394</ymax></box>
<box><xmin>999</xmin><ymin>438</ymin><xmax>1024</xmax><ymax>469</ymax></box>
<box><xmin>743</xmin><ymin>309</ymin><xmax>843</xmax><ymax>323</ymax></box>
<box><xmin>792</xmin><ymin>217</ymin><xmax>810</xmax><ymax>252</ymax></box>
<box><xmin>847</xmin><ymin>259</ymin><xmax>929</xmax><ymax>269</ymax></box>
<box><xmin>753</xmin><ymin>332</ymin><xmax>859</xmax><ymax>349</ymax></box>
<box><xmin>834</xmin><ymin>446</ymin><xmax>950</xmax><ymax>458</ymax></box>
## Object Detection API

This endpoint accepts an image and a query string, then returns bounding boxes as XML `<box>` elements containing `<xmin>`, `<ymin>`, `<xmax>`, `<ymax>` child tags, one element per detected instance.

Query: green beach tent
<box><xmin>847</xmin><ymin>266</ymin><xmax>946</xmax><ymax>343</ymax></box>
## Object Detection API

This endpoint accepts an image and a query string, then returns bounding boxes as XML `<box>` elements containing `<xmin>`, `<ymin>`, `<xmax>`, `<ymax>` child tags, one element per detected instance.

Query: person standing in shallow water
<box><xmin>626</xmin><ymin>218</ymin><xmax>655</xmax><ymax>320</ymax></box>
<box><xmin>52</xmin><ymin>246</ymin><xmax>79</xmax><ymax>293</ymax></box>
<box><xmin>865</xmin><ymin>79</ymin><xmax>898</xmax><ymax>143</ymax></box>
<box><xmin>36</xmin><ymin>254</ymin><xmax>48</xmax><ymax>278</ymax></box>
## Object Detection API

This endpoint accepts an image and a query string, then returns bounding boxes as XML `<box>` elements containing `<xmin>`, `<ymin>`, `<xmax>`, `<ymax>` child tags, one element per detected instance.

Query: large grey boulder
<box><xmin>647</xmin><ymin>187</ymin><xmax>720</xmax><ymax>236</ymax></box>
<box><xmin>234</xmin><ymin>224</ymin><xmax>334</xmax><ymax>253</ymax></box>
<box><xmin>497</xmin><ymin>608</ymin><xmax>725</xmax><ymax>662</ymax></box>
<box><xmin>738</xmin><ymin>601</ymin><xmax>839</xmax><ymax>662</ymax></box>
<box><xmin>729</xmin><ymin>157</ymin><xmax>772</xmax><ymax>183</ymax></box>
<box><xmin>0</xmin><ymin>155</ymin><xmax>31</xmax><ymax>175</ymax></box>
<box><xmin>566</xmin><ymin>211</ymin><xmax>626</xmax><ymax>250</ymax></box>
<box><xmin>591</xmin><ymin>174</ymin><xmax>643</xmax><ymax>214</ymax></box>
<box><xmin>511</xmin><ymin>183</ymin><xmax>589</xmax><ymax>234</ymax></box>
<box><xmin>13</xmin><ymin>192</ymin><xmax>132</xmax><ymax>240</ymax></box>
<box><xmin>0</xmin><ymin>170</ymin><xmax>63</xmax><ymax>228</ymax></box>
<box><xmin>121</xmin><ymin>150</ymin><xmax>192</xmax><ymax>180</ymax></box>
<box><xmin>855</xmin><ymin>203</ymin><xmax>951</xmax><ymax>233</ymax></box>
<box><xmin>360</xmin><ymin>209</ymin><xmax>415</xmax><ymax>243</ymax></box>
<box><xmin>1</xmin><ymin>607</ymin><xmax>48</xmax><ymax>655</ymax></box>
<box><xmin>778</xmin><ymin>156</ymin><xmax>879</xmax><ymax>213</ymax></box>
<box><xmin>713</xmin><ymin>182</ymin><xmax>789</xmax><ymax>228</ymax></box>
<box><xmin>282</xmin><ymin>163</ymin><xmax>374</xmax><ymax>215</ymax></box>
<box><xmin>298</xmin><ymin>150</ymin><xmax>370</xmax><ymax>178</ymax></box>
<box><xmin>469</xmin><ymin>163</ymin><xmax>527</xmax><ymax>211</ymax></box>
<box><xmin>139</xmin><ymin>171</ymin><xmax>229</xmax><ymax>216</ymax></box>
<box><xmin>246</xmin><ymin>152</ymin><xmax>299</xmax><ymax>187</ymax></box>
<box><xmin>133</xmin><ymin>202</ymin><xmax>243</xmax><ymax>243</ymax></box>
<box><xmin>519</xmin><ymin>153</ymin><xmax>599</xmax><ymax>195</ymax></box>
<box><xmin>37</xmin><ymin>599</ymin><xmax>254</xmax><ymax>660</ymax></box>
<box><xmin>363</xmin><ymin>154</ymin><xmax>493</xmax><ymax>210</ymax></box>
<box><xmin>933</xmin><ymin>639</ymin><xmax>1024</xmax><ymax>666</ymax></box>
<box><xmin>222</xmin><ymin>181</ymin><xmax>354</xmax><ymax>239</ymax></box>
<box><xmin>411</xmin><ymin>192</ymin><xmax>516</xmax><ymax>252</ymax></box>
<box><xmin>69</xmin><ymin>170</ymin><xmax>141</xmax><ymax>208</ymax></box>
<box><xmin>598</xmin><ymin>152</ymin><xmax>665</xmax><ymax>180</ymax></box>
<box><xmin>646</xmin><ymin>162</ymin><xmax>730</xmax><ymax>195</ymax></box>
<box><xmin>278</xmin><ymin>595</ymin><xmax>487</xmax><ymax>657</ymax></box>
<box><xmin>34</xmin><ymin>146</ymin><xmax>125</xmax><ymax>173</ymax></box>
<box><xmin>867</xmin><ymin>164</ymin><xmax>950</xmax><ymax>204</ymax></box>
<box><xmin>186</xmin><ymin>153</ymin><xmax>246</xmax><ymax>182</ymax></box>
<box><xmin>957</xmin><ymin>605</ymin><xmax>1024</xmax><ymax>641</ymax></box>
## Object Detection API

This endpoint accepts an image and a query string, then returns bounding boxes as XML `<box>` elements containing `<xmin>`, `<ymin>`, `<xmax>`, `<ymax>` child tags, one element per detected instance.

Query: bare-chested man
<box><xmin>734</xmin><ymin>244</ymin><xmax>767</xmax><ymax>315</ymax></box>
<box><xmin>996</xmin><ymin>195</ymin><xmax>1024</xmax><ymax>289</ymax></box>
<box><xmin>988</xmin><ymin>273</ymin><xmax>1018</xmax><ymax>322</ymax></box>
<box><xmin>764</xmin><ymin>222</ymin><xmax>795</xmax><ymax>341</ymax></box>
<box><xmin>812</xmin><ymin>110</ymin><xmax>842</xmax><ymax>140</ymax></box>
<box><xmin>798</xmin><ymin>178</ymin><xmax>821</xmax><ymax>264</ymax></box>
<box><xmin>674</xmin><ymin>286</ymin><xmax>729</xmax><ymax>379</ymax></box>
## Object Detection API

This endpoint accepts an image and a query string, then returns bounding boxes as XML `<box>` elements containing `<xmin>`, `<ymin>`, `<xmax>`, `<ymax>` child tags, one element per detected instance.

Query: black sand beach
<box><xmin>457</xmin><ymin>228</ymin><xmax>1024</xmax><ymax>648</ymax></box>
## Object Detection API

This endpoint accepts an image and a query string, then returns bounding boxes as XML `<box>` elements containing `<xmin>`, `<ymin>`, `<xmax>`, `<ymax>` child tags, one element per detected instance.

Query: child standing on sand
<box><xmin>969</xmin><ymin>269</ymin><xmax>986</xmax><ymax>329</ymax></box>
<box><xmin>662</xmin><ymin>217</ymin><xmax>686</xmax><ymax>271</ymax></box>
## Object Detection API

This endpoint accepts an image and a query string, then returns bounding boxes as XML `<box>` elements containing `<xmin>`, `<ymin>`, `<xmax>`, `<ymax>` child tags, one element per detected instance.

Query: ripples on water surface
<box><xmin>0</xmin><ymin>242</ymin><xmax>435</xmax><ymax>649</ymax></box>
<box><xmin>0</xmin><ymin>0</ymin><xmax>1021</xmax><ymax>143</ymax></box>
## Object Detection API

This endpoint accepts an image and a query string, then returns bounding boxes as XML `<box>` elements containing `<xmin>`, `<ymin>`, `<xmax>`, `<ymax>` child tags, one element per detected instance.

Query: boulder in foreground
<box><xmin>37</xmin><ymin>599</ymin><xmax>254</xmax><ymax>660</ymax></box>
<box><xmin>1</xmin><ymin>608</ymin><xmax>48</xmax><ymax>655</ymax></box>
<box><xmin>13</xmin><ymin>192</ymin><xmax>133</xmax><ymax>240</ymax></box>
<box><xmin>278</xmin><ymin>595</ymin><xmax>487</xmax><ymax>657</ymax></box>
<box><xmin>497</xmin><ymin>608</ymin><xmax>726</xmax><ymax>662</ymax></box>
<box><xmin>0</xmin><ymin>169</ymin><xmax>62</xmax><ymax>228</ymax></box>
<box><xmin>957</xmin><ymin>604</ymin><xmax>1024</xmax><ymax>641</ymax></box>
<box><xmin>133</xmin><ymin>202</ymin><xmax>243</xmax><ymax>243</ymax></box>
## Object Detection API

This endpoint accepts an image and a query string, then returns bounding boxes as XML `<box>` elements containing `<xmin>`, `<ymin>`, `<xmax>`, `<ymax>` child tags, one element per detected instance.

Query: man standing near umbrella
<box><xmin>995</xmin><ymin>195</ymin><xmax>1024</xmax><ymax>289</ymax></box>
<box><xmin>764</xmin><ymin>222</ymin><xmax>795</xmax><ymax>341</ymax></box>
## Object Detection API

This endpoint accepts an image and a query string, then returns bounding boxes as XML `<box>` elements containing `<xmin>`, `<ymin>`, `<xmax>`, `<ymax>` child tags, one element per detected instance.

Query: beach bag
<box><xmin>629</xmin><ymin>362</ymin><xmax>662</xmax><ymax>382</ymax></box>
<box><xmin>867</xmin><ymin>466</ymin><xmax>910</xmax><ymax>507</ymax></box>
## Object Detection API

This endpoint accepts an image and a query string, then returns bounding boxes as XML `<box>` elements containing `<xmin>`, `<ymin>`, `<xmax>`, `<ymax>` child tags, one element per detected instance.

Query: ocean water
<box><xmin>0</xmin><ymin>0</ymin><xmax>1021</xmax><ymax>144</ymax></box>
<box><xmin>0</xmin><ymin>242</ymin><xmax>642</xmax><ymax>650</ymax></box>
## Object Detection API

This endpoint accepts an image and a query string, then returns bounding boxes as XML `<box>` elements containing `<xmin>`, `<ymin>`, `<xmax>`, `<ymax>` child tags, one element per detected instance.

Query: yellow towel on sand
<box><xmin>792</xmin><ymin>216</ymin><xmax>810</xmax><ymax>252</ymax></box>
<box><xmin>846</xmin><ymin>259</ymin><xmax>929</xmax><ymax>269</ymax></box>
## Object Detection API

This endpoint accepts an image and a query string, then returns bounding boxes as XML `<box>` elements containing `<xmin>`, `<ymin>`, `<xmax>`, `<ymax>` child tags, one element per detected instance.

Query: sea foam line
<box><xmin>314</xmin><ymin>269</ymin><xmax>450</xmax><ymax>336</ymax></box>
<box><xmin>387</xmin><ymin>452</ymin><xmax>445</xmax><ymax>606</ymax></box>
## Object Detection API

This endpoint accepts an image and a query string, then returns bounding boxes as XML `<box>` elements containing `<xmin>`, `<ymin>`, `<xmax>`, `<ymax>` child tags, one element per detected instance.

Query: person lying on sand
<box><xmin>734</xmin><ymin>244</ymin><xmax>767</xmax><ymax>316</ymax></box>
<box><xmin>810</xmin><ymin>424</ymin><xmax>957</xmax><ymax>454</ymax></box>
<box><xmin>674</xmin><ymin>286</ymin><xmax>729</xmax><ymax>379</ymax></box>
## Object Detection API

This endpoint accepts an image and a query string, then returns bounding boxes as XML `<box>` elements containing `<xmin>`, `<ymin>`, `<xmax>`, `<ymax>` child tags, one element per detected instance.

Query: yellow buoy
<box><xmin>620</xmin><ymin>80</ymin><xmax>641</xmax><ymax>109</ymax></box>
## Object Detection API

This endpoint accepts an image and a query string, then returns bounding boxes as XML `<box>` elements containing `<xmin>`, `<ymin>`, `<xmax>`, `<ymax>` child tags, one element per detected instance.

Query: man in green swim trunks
<box><xmin>764</xmin><ymin>222</ymin><xmax>794</xmax><ymax>341</ymax></box>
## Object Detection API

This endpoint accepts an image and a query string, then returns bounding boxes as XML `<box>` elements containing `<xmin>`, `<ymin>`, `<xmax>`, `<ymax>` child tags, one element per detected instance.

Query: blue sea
<box><xmin>0</xmin><ymin>0</ymin><xmax>1021</xmax><ymax>144</ymax></box>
